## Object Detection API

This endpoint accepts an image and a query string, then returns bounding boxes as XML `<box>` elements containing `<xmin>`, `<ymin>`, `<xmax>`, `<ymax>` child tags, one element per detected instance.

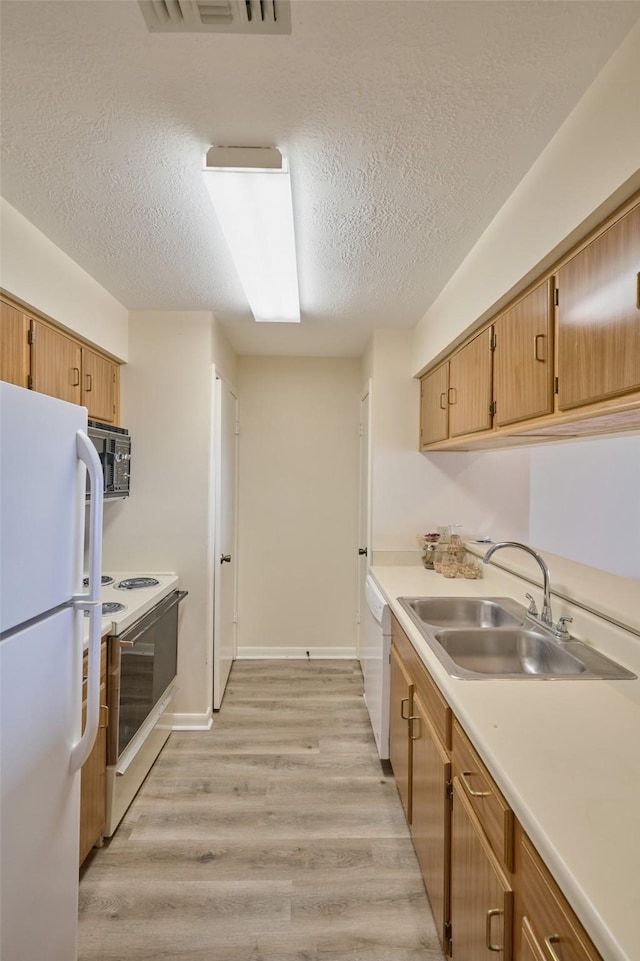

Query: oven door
<box><xmin>116</xmin><ymin>590</ymin><xmax>187</xmax><ymax>760</ymax></box>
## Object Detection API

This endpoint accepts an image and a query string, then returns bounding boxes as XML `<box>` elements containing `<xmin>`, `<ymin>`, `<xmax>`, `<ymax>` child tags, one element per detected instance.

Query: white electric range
<box><xmin>82</xmin><ymin>572</ymin><xmax>179</xmax><ymax>646</ymax></box>
<box><xmin>81</xmin><ymin>571</ymin><xmax>185</xmax><ymax>839</ymax></box>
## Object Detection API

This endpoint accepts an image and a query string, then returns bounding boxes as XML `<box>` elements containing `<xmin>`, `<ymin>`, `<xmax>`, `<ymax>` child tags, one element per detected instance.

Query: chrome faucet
<box><xmin>482</xmin><ymin>541</ymin><xmax>553</xmax><ymax>627</ymax></box>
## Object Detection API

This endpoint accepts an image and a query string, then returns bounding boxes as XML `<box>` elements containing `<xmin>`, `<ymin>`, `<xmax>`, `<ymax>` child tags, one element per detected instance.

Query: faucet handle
<box><xmin>554</xmin><ymin>615</ymin><xmax>573</xmax><ymax>640</ymax></box>
<box><xmin>525</xmin><ymin>592</ymin><xmax>538</xmax><ymax>616</ymax></box>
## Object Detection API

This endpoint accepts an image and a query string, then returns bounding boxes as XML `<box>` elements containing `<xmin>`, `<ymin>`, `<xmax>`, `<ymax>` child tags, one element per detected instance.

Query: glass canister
<box><xmin>433</xmin><ymin>544</ymin><xmax>446</xmax><ymax>573</ymax></box>
<box><xmin>422</xmin><ymin>542</ymin><xmax>438</xmax><ymax>569</ymax></box>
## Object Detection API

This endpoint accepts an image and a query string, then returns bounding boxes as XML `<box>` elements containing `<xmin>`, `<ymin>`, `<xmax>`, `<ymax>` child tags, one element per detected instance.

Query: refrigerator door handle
<box><xmin>70</xmin><ymin>430</ymin><xmax>104</xmax><ymax>774</ymax></box>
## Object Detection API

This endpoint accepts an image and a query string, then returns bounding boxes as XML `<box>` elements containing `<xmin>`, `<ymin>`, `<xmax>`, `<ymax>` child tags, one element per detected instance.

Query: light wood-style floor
<box><xmin>78</xmin><ymin>660</ymin><xmax>444</xmax><ymax>960</ymax></box>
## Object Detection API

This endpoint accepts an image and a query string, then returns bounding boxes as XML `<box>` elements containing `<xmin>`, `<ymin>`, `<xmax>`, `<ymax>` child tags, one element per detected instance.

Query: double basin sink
<box><xmin>397</xmin><ymin>596</ymin><xmax>635</xmax><ymax>680</ymax></box>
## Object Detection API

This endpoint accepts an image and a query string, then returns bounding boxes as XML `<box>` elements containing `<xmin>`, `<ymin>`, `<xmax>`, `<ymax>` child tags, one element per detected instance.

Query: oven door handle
<box><xmin>119</xmin><ymin>590</ymin><xmax>188</xmax><ymax>648</ymax></box>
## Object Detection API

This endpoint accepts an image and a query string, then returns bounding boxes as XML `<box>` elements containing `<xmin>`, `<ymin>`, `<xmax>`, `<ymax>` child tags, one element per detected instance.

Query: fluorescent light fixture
<box><xmin>203</xmin><ymin>146</ymin><xmax>300</xmax><ymax>323</ymax></box>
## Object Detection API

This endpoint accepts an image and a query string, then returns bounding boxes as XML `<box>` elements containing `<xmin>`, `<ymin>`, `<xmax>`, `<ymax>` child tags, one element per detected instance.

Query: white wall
<box><xmin>367</xmin><ymin>329</ymin><xmax>530</xmax><ymax>557</ymax></box>
<box><xmin>409</xmin><ymin>21</ymin><xmax>640</xmax><ymax>584</ymax></box>
<box><xmin>412</xmin><ymin>19</ymin><xmax>640</xmax><ymax>375</ymax></box>
<box><xmin>101</xmin><ymin>310</ymin><xmax>237</xmax><ymax>720</ymax></box>
<box><xmin>236</xmin><ymin>356</ymin><xmax>361</xmax><ymax>656</ymax></box>
<box><xmin>0</xmin><ymin>198</ymin><xmax>128</xmax><ymax>360</ymax></box>
<box><xmin>529</xmin><ymin>435</ymin><xmax>640</xmax><ymax>581</ymax></box>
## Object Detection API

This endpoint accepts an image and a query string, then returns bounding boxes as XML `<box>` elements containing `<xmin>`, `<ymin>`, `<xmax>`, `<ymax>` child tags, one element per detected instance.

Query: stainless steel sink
<box><xmin>434</xmin><ymin>629</ymin><xmax>587</xmax><ymax>677</ymax></box>
<box><xmin>401</xmin><ymin>596</ymin><xmax>524</xmax><ymax>629</ymax></box>
<box><xmin>397</xmin><ymin>596</ymin><xmax>636</xmax><ymax>680</ymax></box>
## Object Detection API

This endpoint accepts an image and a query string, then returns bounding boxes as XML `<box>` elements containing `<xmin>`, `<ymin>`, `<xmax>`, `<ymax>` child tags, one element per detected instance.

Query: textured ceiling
<box><xmin>1</xmin><ymin>0</ymin><xmax>639</xmax><ymax>356</ymax></box>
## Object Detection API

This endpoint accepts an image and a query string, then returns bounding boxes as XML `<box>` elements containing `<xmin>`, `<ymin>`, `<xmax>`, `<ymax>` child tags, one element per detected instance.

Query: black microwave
<box><xmin>86</xmin><ymin>420</ymin><xmax>131</xmax><ymax>500</ymax></box>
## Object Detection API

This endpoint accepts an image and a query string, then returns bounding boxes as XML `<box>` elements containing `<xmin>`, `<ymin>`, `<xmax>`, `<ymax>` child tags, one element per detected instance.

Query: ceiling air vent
<box><xmin>139</xmin><ymin>0</ymin><xmax>291</xmax><ymax>35</ymax></box>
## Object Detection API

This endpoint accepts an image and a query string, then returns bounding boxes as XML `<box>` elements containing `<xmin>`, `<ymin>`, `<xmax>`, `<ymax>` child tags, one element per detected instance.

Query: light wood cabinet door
<box><xmin>389</xmin><ymin>643</ymin><xmax>413</xmax><ymax>822</ymax></box>
<box><xmin>420</xmin><ymin>363</ymin><xmax>449</xmax><ymax>446</ymax></box>
<box><xmin>410</xmin><ymin>689</ymin><xmax>451</xmax><ymax>951</ymax></box>
<box><xmin>30</xmin><ymin>320</ymin><xmax>82</xmax><ymax>405</ymax></box>
<box><xmin>82</xmin><ymin>347</ymin><xmax>117</xmax><ymax>423</ymax></box>
<box><xmin>557</xmin><ymin>202</ymin><xmax>640</xmax><ymax>410</ymax></box>
<box><xmin>494</xmin><ymin>282</ymin><xmax>554</xmax><ymax>426</ymax></box>
<box><xmin>1</xmin><ymin>300</ymin><xmax>30</xmax><ymax>387</ymax></box>
<box><xmin>519</xmin><ymin>836</ymin><xmax>601</xmax><ymax>961</ymax></box>
<box><xmin>79</xmin><ymin>642</ymin><xmax>108</xmax><ymax>866</ymax></box>
<box><xmin>520</xmin><ymin>918</ymin><xmax>547</xmax><ymax>961</ymax></box>
<box><xmin>451</xmin><ymin>778</ymin><xmax>513</xmax><ymax>961</ymax></box>
<box><xmin>449</xmin><ymin>329</ymin><xmax>493</xmax><ymax>437</ymax></box>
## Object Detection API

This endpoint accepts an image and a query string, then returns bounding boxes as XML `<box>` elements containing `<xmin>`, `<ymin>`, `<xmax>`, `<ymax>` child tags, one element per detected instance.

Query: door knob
<box><xmin>220</xmin><ymin>554</ymin><xmax>232</xmax><ymax>564</ymax></box>
<box><xmin>358</xmin><ymin>547</ymin><xmax>368</xmax><ymax>556</ymax></box>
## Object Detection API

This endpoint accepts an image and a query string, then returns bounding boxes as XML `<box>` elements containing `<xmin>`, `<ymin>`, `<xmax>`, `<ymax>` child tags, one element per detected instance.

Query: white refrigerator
<box><xmin>0</xmin><ymin>382</ymin><xmax>104</xmax><ymax>961</ymax></box>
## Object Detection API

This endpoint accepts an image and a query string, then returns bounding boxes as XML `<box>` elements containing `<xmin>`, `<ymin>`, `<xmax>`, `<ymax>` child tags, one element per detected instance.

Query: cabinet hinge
<box><xmin>113</xmin><ymin>404</ymin><xmax>116</xmax><ymax>414</ymax></box>
<box><xmin>554</xmin><ymin>288</ymin><xmax>559</xmax><ymax>307</ymax></box>
<box><xmin>489</xmin><ymin>330</ymin><xmax>496</xmax><ymax>351</ymax></box>
<box><xmin>444</xmin><ymin>920</ymin><xmax>452</xmax><ymax>953</ymax></box>
<box><xmin>446</xmin><ymin>779</ymin><xmax>453</xmax><ymax>807</ymax></box>
<box><xmin>233</xmin><ymin>610</ymin><xmax>238</xmax><ymax>625</ymax></box>
<box><xmin>113</xmin><ymin>373</ymin><xmax>116</xmax><ymax>383</ymax></box>
<box><xmin>554</xmin><ymin>376</ymin><xmax>559</xmax><ymax>395</ymax></box>
<box><xmin>235</xmin><ymin>421</ymin><xmax>240</xmax><ymax>436</ymax></box>
<box><xmin>28</xmin><ymin>324</ymin><xmax>35</xmax><ymax>345</ymax></box>
<box><xmin>358</xmin><ymin>423</ymin><xmax>364</xmax><ymax>437</ymax></box>
<box><xmin>489</xmin><ymin>400</ymin><xmax>497</xmax><ymax>417</ymax></box>
<box><xmin>27</xmin><ymin>375</ymin><xmax>34</xmax><ymax>390</ymax></box>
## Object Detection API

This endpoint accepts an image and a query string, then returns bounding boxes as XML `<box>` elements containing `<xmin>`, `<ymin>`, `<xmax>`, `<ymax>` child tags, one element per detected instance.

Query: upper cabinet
<box><xmin>493</xmin><ymin>281</ymin><xmax>553</xmax><ymax>427</ymax></box>
<box><xmin>557</xmin><ymin>203</ymin><xmax>640</xmax><ymax>410</ymax></box>
<box><xmin>1</xmin><ymin>295</ymin><xmax>120</xmax><ymax>423</ymax></box>
<box><xmin>31</xmin><ymin>320</ymin><xmax>83</xmax><ymax>405</ymax></box>
<box><xmin>420</xmin><ymin>362</ymin><xmax>449</xmax><ymax>446</ymax></box>
<box><xmin>0</xmin><ymin>300</ymin><xmax>30</xmax><ymax>388</ymax></box>
<box><xmin>419</xmin><ymin>195</ymin><xmax>640</xmax><ymax>451</ymax></box>
<box><xmin>81</xmin><ymin>347</ymin><xmax>118</xmax><ymax>424</ymax></box>
<box><xmin>448</xmin><ymin>329</ymin><xmax>493</xmax><ymax>437</ymax></box>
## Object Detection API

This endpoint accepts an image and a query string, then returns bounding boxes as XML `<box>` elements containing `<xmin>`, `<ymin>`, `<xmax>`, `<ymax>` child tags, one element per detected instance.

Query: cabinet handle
<box><xmin>544</xmin><ymin>935</ymin><xmax>563</xmax><ymax>961</ymax></box>
<box><xmin>85</xmin><ymin>373</ymin><xmax>93</xmax><ymax>392</ymax></box>
<box><xmin>485</xmin><ymin>908</ymin><xmax>503</xmax><ymax>952</ymax></box>
<box><xmin>447</xmin><ymin>387</ymin><xmax>457</xmax><ymax>405</ymax></box>
<box><xmin>99</xmin><ymin>704</ymin><xmax>109</xmax><ymax>729</ymax></box>
<box><xmin>461</xmin><ymin>771</ymin><xmax>491</xmax><ymax>798</ymax></box>
<box><xmin>72</xmin><ymin>367</ymin><xmax>80</xmax><ymax>387</ymax></box>
<box><xmin>400</xmin><ymin>697</ymin><xmax>410</xmax><ymax>720</ymax></box>
<box><xmin>439</xmin><ymin>392</ymin><xmax>447</xmax><ymax>410</ymax></box>
<box><xmin>534</xmin><ymin>333</ymin><xmax>546</xmax><ymax>362</ymax></box>
<box><xmin>636</xmin><ymin>272</ymin><xmax>640</xmax><ymax>309</ymax></box>
<box><xmin>409</xmin><ymin>715</ymin><xmax>421</xmax><ymax>740</ymax></box>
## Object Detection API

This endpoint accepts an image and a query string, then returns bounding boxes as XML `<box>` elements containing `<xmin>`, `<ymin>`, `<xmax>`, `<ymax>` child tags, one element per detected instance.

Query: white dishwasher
<box><xmin>362</xmin><ymin>575</ymin><xmax>391</xmax><ymax>760</ymax></box>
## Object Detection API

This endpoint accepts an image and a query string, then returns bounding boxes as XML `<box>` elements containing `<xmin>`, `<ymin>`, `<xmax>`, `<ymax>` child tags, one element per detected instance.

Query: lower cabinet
<box><xmin>518</xmin><ymin>834</ymin><xmax>601</xmax><ymax>961</ymax></box>
<box><xmin>451</xmin><ymin>777</ymin><xmax>513</xmax><ymax>960</ymax></box>
<box><xmin>389</xmin><ymin>643</ymin><xmax>413</xmax><ymax>822</ymax></box>
<box><xmin>410</xmin><ymin>689</ymin><xmax>451</xmax><ymax>950</ymax></box>
<box><xmin>79</xmin><ymin>639</ymin><xmax>108</xmax><ymax>866</ymax></box>
<box><xmin>389</xmin><ymin>615</ymin><xmax>606</xmax><ymax>961</ymax></box>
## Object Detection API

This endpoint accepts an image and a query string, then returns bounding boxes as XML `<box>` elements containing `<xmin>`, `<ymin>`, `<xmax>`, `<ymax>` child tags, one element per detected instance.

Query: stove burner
<box><xmin>83</xmin><ymin>574</ymin><xmax>114</xmax><ymax>588</ymax></box>
<box><xmin>84</xmin><ymin>602</ymin><xmax>127</xmax><ymax>617</ymax></box>
<box><xmin>115</xmin><ymin>577</ymin><xmax>160</xmax><ymax>591</ymax></box>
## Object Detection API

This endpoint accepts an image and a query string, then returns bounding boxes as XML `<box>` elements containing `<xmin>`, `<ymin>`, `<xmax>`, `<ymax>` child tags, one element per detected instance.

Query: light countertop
<box><xmin>370</xmin><ymin>562</ymin><xmax>640</xmax><ymax>961</ymax></box>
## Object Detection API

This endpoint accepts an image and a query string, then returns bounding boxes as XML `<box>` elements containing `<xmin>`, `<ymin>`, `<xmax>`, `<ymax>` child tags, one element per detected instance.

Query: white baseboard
<box><xmin>236</xmin><ymin>647</ymin><xmax>357</xmax><ymax>660</ymax></box>
<box><xmin>166</xmin><ymin>711</ymin><xmax>213</xmax><ymax>731</ymax></box>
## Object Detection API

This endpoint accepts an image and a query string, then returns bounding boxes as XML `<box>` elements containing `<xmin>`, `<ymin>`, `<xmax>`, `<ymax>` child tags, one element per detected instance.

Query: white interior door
<box><xmin>356</xmin><ymin>383</ymin><xmax>372</xmax><ymax>661</ymax></box>
<box><xmin>213</xmin><ymin>376</ymin><xmax>239</xmax><ymax>709</ymax></box>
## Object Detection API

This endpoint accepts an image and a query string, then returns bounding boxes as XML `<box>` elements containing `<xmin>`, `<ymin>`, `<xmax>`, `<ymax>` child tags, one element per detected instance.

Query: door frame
<box><xmin>356</xmin><ymin>379</ymin><xmax>372</xmax><ymax>660</ymax></box>
<box><xmin>208</xmin><ymin>367</ymin><xmax>240</xmax><ymax>712</ymax></box>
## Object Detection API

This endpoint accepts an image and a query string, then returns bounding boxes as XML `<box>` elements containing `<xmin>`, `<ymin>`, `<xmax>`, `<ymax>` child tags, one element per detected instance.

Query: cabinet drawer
<box><xmin>520</xmin><ymin>837</ymin><xmax>602</xmax><ymax>961</ymax></box>
<box><xmin>392</xmin><ymin>615</ymin><xmax>451</xmax><ymax>750</ymax></box>
<box><xmin>453</xmin><ymin>720</ymin><xmax>514</xmax><ymax>871</ymax></box>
